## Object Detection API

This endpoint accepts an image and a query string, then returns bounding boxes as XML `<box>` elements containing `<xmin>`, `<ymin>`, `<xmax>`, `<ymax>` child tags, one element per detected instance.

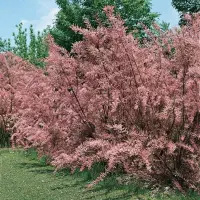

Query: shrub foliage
<box><xmin>1</xmin><ymin>7</ymin><xmax>200</xmax><ymax>192</ymax></box>
<box><xmin>0</xmin><ymin>52</ymin><xmax>47</xmax><ymax>146</ymax></box>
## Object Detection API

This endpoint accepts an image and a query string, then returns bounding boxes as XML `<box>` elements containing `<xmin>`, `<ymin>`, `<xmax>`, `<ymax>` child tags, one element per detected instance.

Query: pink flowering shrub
<box><xmin>10</xmin><ymin>7</ymin><xmax>200</xmax><ymax>192</ymax></box>
<box><xmin>0</xmin><ymin>52</ymin><xmax>49</xmax><ymax>147</ymax></box>
<box><xmin>0</xmin><ymin>54</ymin><xmax>14</xmax><ymax>146</ymax></box>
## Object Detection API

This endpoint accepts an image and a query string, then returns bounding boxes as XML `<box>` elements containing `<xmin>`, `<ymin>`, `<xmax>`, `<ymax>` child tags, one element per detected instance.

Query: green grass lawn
<box><xmin>0</xmin><ymin>148</ymin><xmax>200</xmax><ymax>200</ymax></box>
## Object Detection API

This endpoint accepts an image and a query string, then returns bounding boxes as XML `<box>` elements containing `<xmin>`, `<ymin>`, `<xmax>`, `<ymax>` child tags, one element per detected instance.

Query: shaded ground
<box><xmin>0</xmin><ymin>148</ymin><xmax>199</xmax><ymax>200</ymax></box>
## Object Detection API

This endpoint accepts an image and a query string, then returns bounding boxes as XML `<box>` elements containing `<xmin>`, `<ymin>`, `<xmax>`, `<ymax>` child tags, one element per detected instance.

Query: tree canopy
<box><xmin>51</xmin><ymin>0</ymin><xmax>159</xmax><ymax>51</ymax></box>
<box><xmin>0</xmin><ymin>23</ymin><xmax>49</xmax><ymax>68</ymax></box>
<box><xmin>172</xmin><ymin>0</ymin><xmax>200</xmax><ymax>13</ymax></box>
<box><xmin>172</xmin><ymin>0</ymin><xmax>200</xmax><ymax>25</ymax></box>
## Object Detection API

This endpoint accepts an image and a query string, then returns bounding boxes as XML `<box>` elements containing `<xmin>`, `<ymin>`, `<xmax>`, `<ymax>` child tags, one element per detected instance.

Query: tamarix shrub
<box><xmin>10</xmin><ymin>7</ymin><xmax>200</xmax><ymax>192</ymax></box>
<box><xmin>0</xmin><ymin>52</ymin><xmax>49</xmax><ymax>147</ymax></box>
<box><xmin>0</xmin><ymin>54</ymin><xmax>14</xmax><ymax>147</ymax></box>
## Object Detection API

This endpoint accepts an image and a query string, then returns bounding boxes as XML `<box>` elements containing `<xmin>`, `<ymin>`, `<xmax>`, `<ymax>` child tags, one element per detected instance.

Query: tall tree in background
<box><xmin>27</xmin><ymin>25</ymin><xmax>49</xmax><ymax>67</ymax></box>
<box><xmin>172</xmin><ymin>0</ymin><xmax>200</xmax><ymax>25</ymax></box>
<box><xmin>1</xmin><ymin>23</ymin><xmax>49</xmax><ymax>68</ymax></box>
<box><xmin>12</xmin><ymin>23</ymin><xmax>29</xmax><ymax>59</ymax></box>
<box><xmin>0</xmin><ymin>38</ymin><xmax>12</xmax><ymax>52</ymax></box>
<box><xmin>51</xmin><ymin>0</ymin><xmax>159</xmax><ymax>51</ymax></box>
<box><xmin>13</xmin><ymin>23</ymin><xmax>49</xmax><ymax>67</ymax></box>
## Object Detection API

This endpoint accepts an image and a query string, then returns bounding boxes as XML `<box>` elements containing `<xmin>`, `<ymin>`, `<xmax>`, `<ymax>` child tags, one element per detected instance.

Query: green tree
<box><xmin>35</xmin><ymin>28</ymin><xmax>49</xmax><ymax>68</ymax></box>
<box><xmin>159</xmin><ymin>21</ymin><xmax>170</xmax><ymax>32</ymax></box>
<box><xmin>6</xmin><ymin>23</ymin><xmax>49</xmax><ymax>68</ymax></box>
<box><xmin>172</xmin><ymin>0</ymin><xmax>200</xmax><ymax>13</ymax></box>
<box><xmin>172</xmin><ymin>0</ymin><xmax>200</xmax><ymax>26</ymax></box>
<box><xmin>27</xmin><ymin>25</ymin><xmax>49</xmax><ymax>67</ymax></box>
<box><xmin>13</xmin><ymin>23</ymin><xmax>29</xmax><ymax>59</ymax></box>
<box><xmin>29</xmin><ymin>24</ymin><xmax>37</xmax><ymax>65</ymax></box>
<box><xmin>51</xmin><ymin>0</ymin><xmax>159</xmax><ymax>51</ymax></box>
<box><xmin>0</xmin><ymin>38</ymin><xmax>12</xmax><ymax>52</ymax></box>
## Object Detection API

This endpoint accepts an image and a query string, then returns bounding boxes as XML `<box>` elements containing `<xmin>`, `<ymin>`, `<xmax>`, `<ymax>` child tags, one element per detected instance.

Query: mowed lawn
<box><xmin>0</xmin><ymin>148</ymin><xmax>200</xmax><ymax>200</ymax></box>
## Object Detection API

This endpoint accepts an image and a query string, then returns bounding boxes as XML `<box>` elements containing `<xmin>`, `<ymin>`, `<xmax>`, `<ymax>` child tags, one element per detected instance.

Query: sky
<box><xmin>0</xmin><ymin>0</ymin><xmax>180</xmax><ymax>40</ymax></box>
<box><xmin>151</xmin><ymin>0</ymin><xmax>179</xmax><ymax>27</ymax></box>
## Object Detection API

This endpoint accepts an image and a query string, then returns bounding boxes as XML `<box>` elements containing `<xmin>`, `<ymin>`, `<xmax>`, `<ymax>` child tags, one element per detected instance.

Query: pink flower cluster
<box><xmin>2</xmin><ymin>8</ymin><xmax>200</xmax><ymax>192</ymax></box>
